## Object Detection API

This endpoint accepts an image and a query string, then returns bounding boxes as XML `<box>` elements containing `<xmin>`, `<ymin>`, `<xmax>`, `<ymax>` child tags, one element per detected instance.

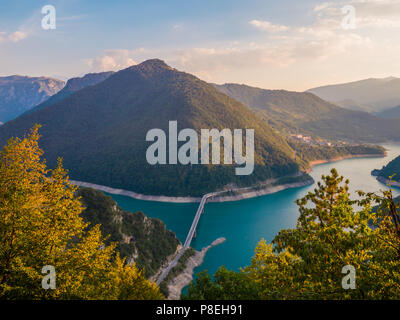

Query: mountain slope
<box><xmin>0</xmin><ymin>75</ymin><xmax>65</xmax><ymax>122</ymax></box>
<box><xmin>26</xmin><ymin>71</ymin><xmax>114</xmax><ymax>114</ymax></box>
<box><xmin>307</xmin><ymin>77</ymin><xmax>400</xmax><ymax>112</ymax></box>
<box><xmin>373</xmin><ymin>155</ymin><xmax>400</xmax><ymax>183</ymax></box>
<box><xmin>78</xmin><ymin>187</ymin><xmax>180</xmax><ymax>277</ymax></box>
<box><xmin>0</xmin><ymin>59</ymin><xmax>301</xmax><ymax>196</ymax></box>
<box><xmin>214</xmin><ymin>83</ymin><xmax>400</xmax><ymax>143</ymax></box>
<box><xmin>377</xmin><ymin>105</ymin><xmax>400</xmax><ymax>119</ymax></box>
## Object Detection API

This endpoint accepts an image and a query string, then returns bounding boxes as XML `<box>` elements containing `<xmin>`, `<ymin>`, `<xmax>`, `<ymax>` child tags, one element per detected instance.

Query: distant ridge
<box><xmin>307</xmin><ymin>77</ymin><xmax>400</xmax><ymax>113</ymax></box>
<box><xmin>214</xmin><ymin>83</ymin><xmax>400</xmax><ymax>143</ymax></box>
<box><xmin>0</xmin><ymin>75</ymin><xmax>65</xmax><ymax>122</ymax></box>
<box><xmin>25</xmin><ymin>71</ymin><xmax>114</xmax><ymax>114</ymax></box>
<box><xmin>376</xmin><ymin>105</ymin><xmax>400</xmax><ymax>119</ymax></box>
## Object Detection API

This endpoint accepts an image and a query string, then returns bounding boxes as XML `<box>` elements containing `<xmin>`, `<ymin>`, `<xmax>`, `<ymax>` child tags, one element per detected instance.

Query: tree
<box><xmin>184</xmin><ymin>169</ymin><xmax>400</xmax><ymax>299</ymax></box>
<box><xmin>0</xmin><ymin>125</ymin><xmax>163</xmax><ymax>299</ymax></box>
<box><xmin>184</xmin><ymin>267</ymin><xmax>259</xmax><ymax>300</ymax></box>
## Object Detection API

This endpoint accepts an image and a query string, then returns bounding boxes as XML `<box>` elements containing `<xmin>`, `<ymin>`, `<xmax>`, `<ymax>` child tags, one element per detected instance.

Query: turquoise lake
<box><xmin>110</xmin><ymin>144</ymin><xmax>400</xmax><ymax>283</ymax></box>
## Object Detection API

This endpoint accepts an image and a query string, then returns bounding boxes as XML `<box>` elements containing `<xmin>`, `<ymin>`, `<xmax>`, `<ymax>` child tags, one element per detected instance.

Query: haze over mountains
<box><xmin>215</xmin><ymin>83</ymin><xmax>400</xmax><ymax>143</ymax></box>
<box><xmin>307</xmin><ymin>77</ymin><xmax>400</xmax><ymax>113</ymax></box>
<box><xmin>0</xmin><ymin>75</ymin><xmax>65</xmax><ymax>123</ymax></box>
<box><xmin>0</xmin><ymin>59</ymin><xmax>301</xmax><ymax>196</ymax></box>
<box><xmin>377</xmin><ymin>105</ymin><xmax>400</xmax><ymax>119</ymax></box>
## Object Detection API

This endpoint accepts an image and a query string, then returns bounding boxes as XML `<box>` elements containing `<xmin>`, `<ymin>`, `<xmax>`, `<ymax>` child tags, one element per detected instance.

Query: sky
<box><xmin>0</xmin><ymin>0</ymin><xmax>400</xmax><ymax>91</ymax></box>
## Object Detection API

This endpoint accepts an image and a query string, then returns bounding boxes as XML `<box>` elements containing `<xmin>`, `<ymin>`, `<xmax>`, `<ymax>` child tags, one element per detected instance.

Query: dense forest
<box><xmin>77</xmin><ymin>187</ymin><xmax>180</xmax><ymax>277</ymax></box>
<box><xmin>0</xmin><ymin>60</ymin><xmax>302</xmax><ymax>196</ymax></box>
<box><xmin>215</xmin><ymin>83</ymin><xmax>400</xmax><ymax>143</ymax></box>
<box><xmin>0</xmin><ymin>127</ymin><xmax>163</xmax><ymax>299</ymax></box>
<box><xmin>289</xmin><ymin>141</ymin><xmax>385</xmax><ymax>166</ymax></box>
<box><xmin>374</xmin><ymin>155</ymin><xmax>400</xmax><ymax>182</ymax></box>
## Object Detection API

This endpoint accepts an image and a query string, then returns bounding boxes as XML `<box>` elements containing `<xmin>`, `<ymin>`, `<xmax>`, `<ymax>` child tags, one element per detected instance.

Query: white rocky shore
<box><xmin>167</xmin><ymin>237</ymin><xmax>226</xmax><ymax>300</ymax></box>
<box><xmin>70</xmin><ymin>178</ymin><xmax>314</xmax><ymax>203</ymax></box>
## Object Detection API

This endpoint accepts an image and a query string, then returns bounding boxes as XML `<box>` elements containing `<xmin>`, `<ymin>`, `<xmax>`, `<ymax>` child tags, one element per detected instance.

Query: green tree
<box><xmin>184</xmin><ymin>267</ymin><xmax>259</xmax><ymax>300</ymax></box>
<box><xmin>184</xmin><ymin>169</ymin><xmax>400</xmax><ymax>299</ymax></box>
<box><xmin>0</xmin><ymin>125</ymin><xmax>163</xmax><ymax>299</ymax></box>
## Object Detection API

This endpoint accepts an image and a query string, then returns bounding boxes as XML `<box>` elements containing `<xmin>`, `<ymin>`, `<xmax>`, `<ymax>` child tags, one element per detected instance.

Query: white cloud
<box><xmin>85</xmin><ymin>0</ymin><xmax>400</xmax><ymax>90</ymax></box>
<box><xmin>8</xmin><ymin>31</ymin><xmax>27</xmax><ymax>43</ymax></box>
<box><xmin>0</xmin><ymin>30</ymin><xmax>28</xmax><ymax>44</ymax></box>
<box><xmin>314</xmin><ymin>0</ymin><xmax>400</xmax><ymax>29</ymax></box>
<box><xmin>86</xmin><ymin>50</ymin><xmax>137</xmax><ymax>72</ymax></box>
<box><xmin>249</xmin><ymin>20</ymin><xmax>290</xmax><ymax>33</ymax></box>
<box><xmin>173</xmin><ymin>23</ymin><xmax>183</xmax><ymax>30</ymax></box>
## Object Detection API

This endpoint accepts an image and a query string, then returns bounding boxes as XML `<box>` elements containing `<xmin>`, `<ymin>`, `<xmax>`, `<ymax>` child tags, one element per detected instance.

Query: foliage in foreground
<box><xmin>184</xmin><ymin>169</ymin><xmax>400</xmax><ymax>299</ymax></box>
<box><xmin>0</xmin><ymin>126</ymin><xmax>163</xmax><ymax>299</ymax></box>
<box><xmin>77</xmin><ymin>187</ymin><xmax>179</xmax><ymax>278</ymax></box>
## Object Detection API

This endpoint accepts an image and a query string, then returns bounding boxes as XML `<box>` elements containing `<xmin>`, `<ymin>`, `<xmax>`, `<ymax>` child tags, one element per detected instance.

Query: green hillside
<box><xmin>215</xmin><ymin>83</ymin><xmax>400</xmax><ymax>143</ymax></box>
<box><xmin>0</xmin><ymin>59</ymin><xmax>302</xmax><ymax>196</ymax></box>
<box><xmin>373</xmin><ymin>155</ymin><xmax>400</xmax><ymax>182</ymax></box>
<box><xmin>25</xmin><ymin>71</ymin><xmax>114</xmax><ymax>115</ymax></box>
<box><xmin>77</xmin><ymin>187</ymin><xmax>180</xmax><ymax>277</ymax></box>
<box><xmin>290</xmin><ymin>141</ymin><xmax>385</xmax><ymax>165</ymax></box>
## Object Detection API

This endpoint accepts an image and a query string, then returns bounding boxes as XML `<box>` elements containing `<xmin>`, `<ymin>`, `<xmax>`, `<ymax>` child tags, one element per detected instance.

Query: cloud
<box><xmin>85</xmin><ymin>0</ymin><xmax>400</xmax><ymax>90</ymax></box>
<box><xmin>8</xmin><ymin>31</ymin><xmax>27</xmax><ymax>43</ymax></box>
<box><xmin>86</xmin><ymin>50</ymin><xmax>137</xmax><ymax>72</ymax></box>
<box><xmin>172</xmin><ymin>23</ymin><xmax>183</xmax><ymax>30</ymax></box>
<box><xmin>249</xmin><ymin>20</ymin><xmax>290</xmax><ymax>33</ymax></box>
<box><xmin>314</xmin><ymin>0</ymin><xmax>400</xmax><ymax>29</ymax></box>
<box><xmin>169</xmin><ymin>45</ymin><xmax>295</xmax><ymax>75</ymax></box>
<box><xmin>0</xmin><ymin>30</ymin><xmax>28</xmax><ymax>44</ymax></box>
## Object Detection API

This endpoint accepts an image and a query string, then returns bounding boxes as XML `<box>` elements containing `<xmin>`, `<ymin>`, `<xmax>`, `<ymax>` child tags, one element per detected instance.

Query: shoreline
<box><xmin>71</xmin><ymin>178</ymin><xmax>314</xmax><ymax>204</ymax></box>
<box><xmin>70</xmin><ymin>152</ymin><xmax>385</xmax><ymax>204</ymax></box>
<box><xmin>306</xmin><ymin>153</ymin><xmax>386</xmax><ymax>173</ymax></box>
<box><xmin>166</xmin><ymin>237</ymin><xmax>226</xmax><ymax>300</ymax></box>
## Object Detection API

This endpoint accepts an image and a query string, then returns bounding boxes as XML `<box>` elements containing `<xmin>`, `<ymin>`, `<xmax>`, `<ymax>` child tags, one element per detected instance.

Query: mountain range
<box><xmin>26</xmin><ymin>71</ymin><xmax>114</xmax><ymax>115</ymax></box>
<box><xmin>0</xmin><ymin>59</ymin><xmax>302</xmax><ymax>196</ymax></box>
<box><xmin>307</xmin><ymin>77</ymin><xmax>400</xmax><ymax>113</ymax></box>
<box><xmin>0</xmin><ymin>75</ymin><xmax>65</xmax><ymax>123</ymax></box>
<box><xmin>214</xmin><ymin>83</ymin><xmax>400</xmax><ymax>143</ymax></box>
<box><xmin>0</xmin><ymin>60</ymin><xmax>398</xmax><ymax>196</ymax></box>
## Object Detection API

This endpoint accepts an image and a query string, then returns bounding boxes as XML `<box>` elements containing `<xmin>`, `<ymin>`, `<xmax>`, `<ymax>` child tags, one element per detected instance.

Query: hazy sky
<box><xmin>0</xmin><ymin>0</ymin><xmax>399</xmax><ymax>91</ymax></box>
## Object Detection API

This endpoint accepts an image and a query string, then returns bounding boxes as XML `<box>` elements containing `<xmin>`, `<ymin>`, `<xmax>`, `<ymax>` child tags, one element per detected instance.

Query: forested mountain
<box><xmin>0</xmin><ymin>59</ymin><xmax>302</xmax><ymax>196</ymax></box>
<box><xmin>376</xmin><ymin>105</ymin><xmax>400</xmax><ymax>119</ymax></box>
<box><xmin>78</xmin><ymin>187</ymin><xmax>179</xmax><ymax>277</ymax></box>
<box><xmin>26</xmin><ymin>71</ymin><xmax>114</xmax><ymax>114</ymax></box>
<box><xmin>307</xmin><ymin>77</ymin><xmax>400</xmax><ymax>113</ymax></box>
<box><xmin>373</xmin><ymin>155</ymin><xmax>400</xmax><ymax>183</ymax></box>
<box><xmin>0</xmin><ymin>75</ymin><xmax>64</xmax><ymax>123</ymax></box>
<box><xmin>215</xmin><ymin>83</ymin><xmax>400</xmax><ymax>143</ymax></box>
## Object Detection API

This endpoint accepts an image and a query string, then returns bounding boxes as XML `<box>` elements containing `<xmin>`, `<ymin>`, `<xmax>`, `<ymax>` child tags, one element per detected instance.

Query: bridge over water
<box><xmin>156</xmin><ymin>191</ymin><xmax>223</xmax><ymax>285</ymax></box>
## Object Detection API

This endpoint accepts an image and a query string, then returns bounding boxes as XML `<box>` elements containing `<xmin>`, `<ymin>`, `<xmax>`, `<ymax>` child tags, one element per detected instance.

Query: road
<box><xmin>156</xmin><ymin>191</ymin><xmax>223</xmax><ymax>285</ymax></box>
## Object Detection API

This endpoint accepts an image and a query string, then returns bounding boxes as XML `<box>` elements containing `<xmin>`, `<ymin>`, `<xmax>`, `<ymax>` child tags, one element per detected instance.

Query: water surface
<box><xmin>110</xmin><ymin>144</ymin><xmax>400</xmax><ymax>281</ymax></box>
